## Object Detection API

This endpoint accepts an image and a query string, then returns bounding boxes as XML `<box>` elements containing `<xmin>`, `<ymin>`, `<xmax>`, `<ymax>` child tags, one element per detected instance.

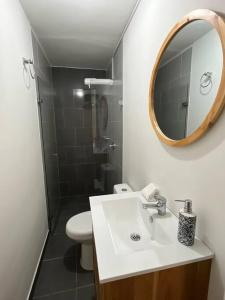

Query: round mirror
<box><xmin>149</xmin><ymin>10</ymin><xmax>225</xmax><ymax>146</ymax></box>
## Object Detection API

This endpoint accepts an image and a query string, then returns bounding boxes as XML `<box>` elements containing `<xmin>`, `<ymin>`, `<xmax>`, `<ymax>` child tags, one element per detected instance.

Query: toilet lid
<box><xmin>66</xmin><ymin>211</ymin><xmax>92</xmax><ymax>241</ymax></box>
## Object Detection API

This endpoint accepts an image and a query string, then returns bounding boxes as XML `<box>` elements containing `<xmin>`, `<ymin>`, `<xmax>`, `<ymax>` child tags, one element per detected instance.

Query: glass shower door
<box><xmin>91</xmin><ymin>87</ymin><xmax>123</xmax><ymax>194</ymax></box>
<box><xmin>37</xmin><ymin>77</ymin><xmax>60</xmax><ymax>231</ymax></box>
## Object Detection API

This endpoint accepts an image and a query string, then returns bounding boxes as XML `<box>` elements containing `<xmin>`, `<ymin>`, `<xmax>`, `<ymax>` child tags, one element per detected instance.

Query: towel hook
<box><xmin>200</xmin><ymin>72</ymin><xmax>213</xmax><ymax>95</ymax></box>
<box><xmin>22</xmin><ymin>57</ymin><xmax>35</xmax><ymax>79</ymax></box>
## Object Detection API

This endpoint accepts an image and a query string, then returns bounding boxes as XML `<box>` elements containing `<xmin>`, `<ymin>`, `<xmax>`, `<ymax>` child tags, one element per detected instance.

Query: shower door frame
<box><xmin>36</xmin><ymin>76</ymin><xmax>60</xmax><ymax>232</ymax></box>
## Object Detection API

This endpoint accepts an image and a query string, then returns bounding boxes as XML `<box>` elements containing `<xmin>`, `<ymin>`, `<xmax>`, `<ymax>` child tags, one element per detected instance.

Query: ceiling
<box><xmin>20</xmin><ymin>0</ymin><xmax>138</xmax><ymax>69</ymax></box>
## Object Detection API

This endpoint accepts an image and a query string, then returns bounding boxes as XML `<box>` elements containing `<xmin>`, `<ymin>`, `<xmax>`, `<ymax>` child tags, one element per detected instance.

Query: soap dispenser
<box><xmin>175</xmin><ymin>199</ymin><xmax>196</xmax><ymax>246</ymax></box>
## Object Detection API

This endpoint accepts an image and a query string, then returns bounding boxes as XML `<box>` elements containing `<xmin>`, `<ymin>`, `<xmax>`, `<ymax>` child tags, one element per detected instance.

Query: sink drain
<box><xmin>130</xmin><ymin>233</ymin><xmax>141</xmax><ymax>241</ymax></box>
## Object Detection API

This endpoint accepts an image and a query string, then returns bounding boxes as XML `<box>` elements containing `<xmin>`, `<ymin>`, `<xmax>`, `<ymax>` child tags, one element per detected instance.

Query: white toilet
<box><xmin>66</xmin><ymin>211</ymin><xmax>93</xmax><ymax>270</ymax></box>
<box><xmin>65</xmin><ymin>183</ymin><xmax>132</xmax><ymax>271</ymax></box>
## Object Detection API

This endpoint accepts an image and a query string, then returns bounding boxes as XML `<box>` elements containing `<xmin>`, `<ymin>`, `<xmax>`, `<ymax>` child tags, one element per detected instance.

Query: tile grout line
<box><xmin>42</xmin><ymin>254</ymin><xmax>75</xmax><ymax>262</ymax></box>
<box><xmin>77</xmin><ymin>283</ymin><xmax>95</xmax><ymax>290</ymax></box>
<box><xmin>75</xmin><ymin>252</ymin><xmax>78</xmax><ymax>291</ymax></box>
<box><xmin>33</xmin><ymin>287</ymin><xmax>77</xmax><ymax>299</ymax></box>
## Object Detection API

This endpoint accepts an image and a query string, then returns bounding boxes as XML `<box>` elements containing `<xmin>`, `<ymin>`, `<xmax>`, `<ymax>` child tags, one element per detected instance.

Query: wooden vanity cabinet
<box><xmin>93</xmin><ymin>243</ymin><xmax>212</xmax><ymax>300</ymax></box>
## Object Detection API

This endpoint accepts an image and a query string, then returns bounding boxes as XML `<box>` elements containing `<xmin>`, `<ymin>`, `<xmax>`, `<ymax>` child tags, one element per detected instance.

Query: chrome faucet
<box><xmin>142</xmin><ymin>194</ymin><xmax>167</xmax><ymax>216</ymax></box>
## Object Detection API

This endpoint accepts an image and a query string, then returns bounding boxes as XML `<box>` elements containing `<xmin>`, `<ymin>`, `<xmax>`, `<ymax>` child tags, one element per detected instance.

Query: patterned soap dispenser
<box><xmin>175</xmin><ymin>199</ymin><xmax>196</xmax><ymax>246</ymax></box>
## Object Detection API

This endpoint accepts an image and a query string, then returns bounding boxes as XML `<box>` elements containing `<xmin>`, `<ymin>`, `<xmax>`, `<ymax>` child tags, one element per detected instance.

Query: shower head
<box><xmin>84</xmin><ymin>78</ymin><xmax>113</xmax><ymax>88</ymax></box>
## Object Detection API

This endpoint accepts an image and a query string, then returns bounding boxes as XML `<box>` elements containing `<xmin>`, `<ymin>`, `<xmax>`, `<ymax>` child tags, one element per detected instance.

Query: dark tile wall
<box><xmin>154</xmin><ymin>48</ymin><xmax>192</xmax><ymax>140</ymax></box>
<box><xmin>52</xmin><ymin>68</ymin><xmax>107</xmax><ymax>198</ymax></box>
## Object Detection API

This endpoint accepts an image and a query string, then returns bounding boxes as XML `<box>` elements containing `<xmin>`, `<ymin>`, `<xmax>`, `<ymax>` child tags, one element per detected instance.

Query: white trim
<box><xmin>108</xmin><ymin>0</ymin><xmax>142</xmax><ymax>67</ymax></box>
<box><xmin>51</xmin><ymin>65</ymin><xmax>106</xmax><ymax>71</ymax></box>
<box><xmin>111</xmin><ymin>56</ymin><xmax>114</xmax><ymax>79</ymax></box>
<box><xmin>31</xmin><ymin>30</ymin><xmax>52</xmax><ymax>66</ymax></box>
<box><xmin>26</xmin><ymin>230</ymin><xmax>49</xmax><ymax>300</ymax></box>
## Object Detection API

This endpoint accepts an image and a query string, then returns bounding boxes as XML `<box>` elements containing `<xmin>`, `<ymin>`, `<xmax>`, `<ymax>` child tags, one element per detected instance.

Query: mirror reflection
<box><xmin>154</xmin><ymin>20</ymin><xmax>223</xmax><ymax>140</ymax></box>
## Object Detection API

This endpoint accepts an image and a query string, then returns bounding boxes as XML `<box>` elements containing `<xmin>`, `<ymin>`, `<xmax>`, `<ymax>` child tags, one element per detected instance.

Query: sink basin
<box><xmin>90</xmin><ymin>192</ymin><xmax>213</xmax><ymax>283</ymax></box>
<box><xmin>102</xmin><ymin>196</ymin><xmax>174</xmax><ymax>255</ymax></box>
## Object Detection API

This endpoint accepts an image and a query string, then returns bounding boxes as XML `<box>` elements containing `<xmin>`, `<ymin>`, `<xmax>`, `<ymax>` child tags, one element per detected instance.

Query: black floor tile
<box><xmin>32</xmin><ymin>195</ymin><xmax>96</xmax><ymax>300</ymax></box>
<box><xmin>53</xmin><ymin>218</ymin><xmax>68</xmax><ymax>235</ymax></box>
<box><xmin>33</xmin><ymin>289</ymin><xmax>76</xmax><ymax>299</ymax></box>
<box><xmin>76</xmin><ymin>263</ymin><xmax>94</xmax><ymax>288</ymax></box>
<box><xmin>43</xmin><ymin>234</ymin><xmax>78</xmax><ymax>260</ymax></box>
<box><xmin>33</xmin><ymin>257</ymin><xmax>76</xmax><ymax>297</ymax></box>
<box><xmin>77</xmin><ymin>285</ymin><xmax>96</xmax><ymax>300</ymax></box>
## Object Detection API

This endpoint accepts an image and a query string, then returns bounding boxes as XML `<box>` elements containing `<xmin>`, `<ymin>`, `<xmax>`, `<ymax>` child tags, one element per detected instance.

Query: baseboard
<box><xmin>26</xmin><ymin>230</ymin><xmax>49</xmax><ymax>300</ymax></box>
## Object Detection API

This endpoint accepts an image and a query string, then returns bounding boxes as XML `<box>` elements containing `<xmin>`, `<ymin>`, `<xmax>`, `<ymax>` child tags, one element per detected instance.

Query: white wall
<box><xmin>187</xmin><ymin>29</ymin><xmax>223</xmax><ymax>135</ymax></box>
<box><xmin>123</xmin><ymin>1</ymin><xmax>225</xmax><ymax>299</ymax></box>
<box><xmin>0</xmin><ymin>0</ymin><xmax>48</xmax><ymax>299</ymax></box>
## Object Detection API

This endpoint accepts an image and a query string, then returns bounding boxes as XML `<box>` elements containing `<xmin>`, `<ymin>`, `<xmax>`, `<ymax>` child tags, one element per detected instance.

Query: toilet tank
<box><xmin>113</xmin><ymin>183</ymin><xmax>133</xmax><ymax>194</ymax></box>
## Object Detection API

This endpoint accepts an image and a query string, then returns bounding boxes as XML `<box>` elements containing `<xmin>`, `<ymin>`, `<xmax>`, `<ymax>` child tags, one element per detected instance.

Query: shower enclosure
<box><xmin>91</xmin><ymin>89</ymin><xmax>113</xmax><ymax>193</ymax></box>
<box><xmin>63</xmin><ymin>85</ymin><xmax>122</xmax><ymax>196</ymax></box>
<box><xmin>88</xmin><ymin>82</ymin><xmax>123</xmax><ymax>194</ymax></box>
<box><xmin>33</xmin><ymin>40</ymin><xmax>123</xmax><ymax>232</ymax></box>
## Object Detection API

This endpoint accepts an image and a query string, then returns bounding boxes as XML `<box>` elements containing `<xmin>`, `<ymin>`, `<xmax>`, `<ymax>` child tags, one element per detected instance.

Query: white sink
<box><xmin>102</xmin><ymin>196</ymin><xmax>174</xmax><ymax>255</ymax></box>
<box><xmin>90</xmin><ymin>192</ymin><xmax>213</xmax><ymax>283</ymax></box>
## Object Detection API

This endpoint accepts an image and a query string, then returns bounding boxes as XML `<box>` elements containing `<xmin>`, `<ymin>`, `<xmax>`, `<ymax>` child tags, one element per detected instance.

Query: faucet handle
<box><xmin>146</xmin><ymin>190</ymin><xmax>159</xmax><ymax>202</ymax></box>
<box><xmin>155</xmin><ymin>194</ymin><xmax>167</xmax><ymax>204</ymax></box>
<box><xmin>103</xmin><ymin>136</ymin><xmax>111</xmax><ymax>141</ymax></box>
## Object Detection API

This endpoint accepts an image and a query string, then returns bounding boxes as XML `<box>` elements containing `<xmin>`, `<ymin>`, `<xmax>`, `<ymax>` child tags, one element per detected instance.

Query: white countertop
<box><xmin>90</xmin><ymin>192</ymin><xmax>213</xmax><ymax>283</ymax></box>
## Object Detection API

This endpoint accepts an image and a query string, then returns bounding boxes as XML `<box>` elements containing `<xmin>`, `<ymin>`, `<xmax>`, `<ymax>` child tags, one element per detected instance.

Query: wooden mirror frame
<box><xmin>149</xmin><ymin>9</ymin><xmax>225</xmax><ymax>147</ymax></box>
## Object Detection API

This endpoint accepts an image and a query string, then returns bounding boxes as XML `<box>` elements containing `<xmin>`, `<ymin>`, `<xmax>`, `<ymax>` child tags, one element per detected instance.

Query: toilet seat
<box><xmin>66</xmin><ymin>211</ymin><xmax>92</xmax><ymax>241</ymax></box>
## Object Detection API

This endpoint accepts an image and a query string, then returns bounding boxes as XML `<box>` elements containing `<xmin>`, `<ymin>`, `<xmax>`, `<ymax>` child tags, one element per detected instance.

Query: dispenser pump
<box><xmin>175</xmin><ymin>199</ymin><xmax>192</xmax><ymax>213</ymax></box>
<box><xmin>175</xmin><ymin>199</ymin><xmax>196</xmax><ymax>246</ymax></box>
